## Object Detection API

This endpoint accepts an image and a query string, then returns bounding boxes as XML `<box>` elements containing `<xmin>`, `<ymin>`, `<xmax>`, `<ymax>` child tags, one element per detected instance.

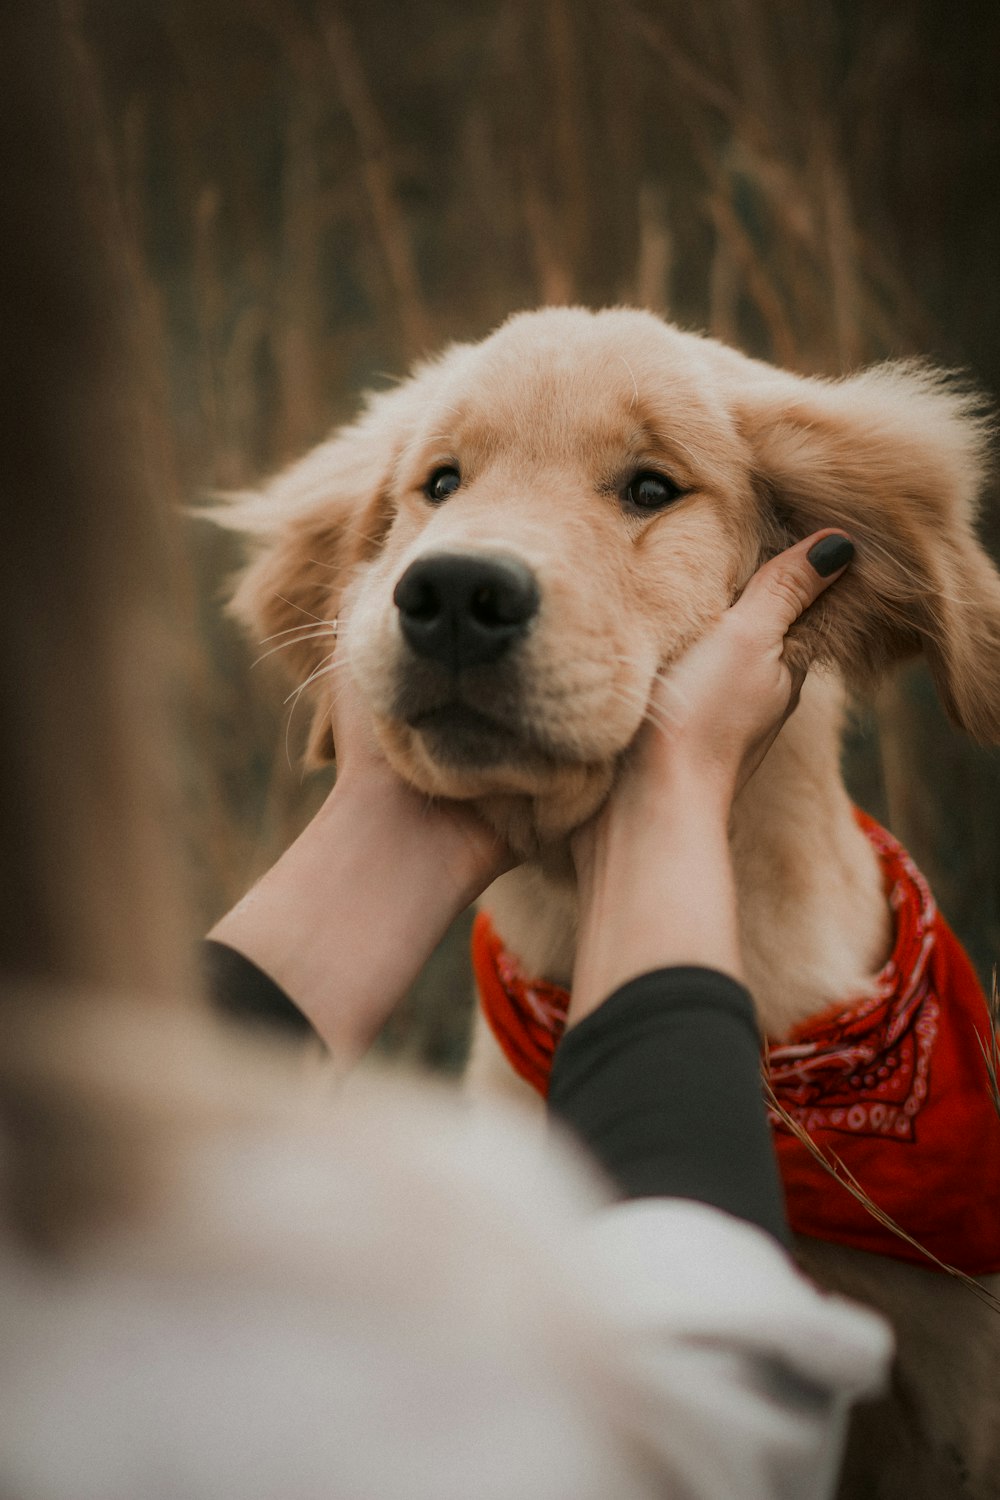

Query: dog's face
<box><xmin>346</xmin><ymin>313</ymin><xmax>765</xmax><ymax>839</ymax></box>
<box><xmin>225</xmin><ymin>308</ymin><xmax>1000</xmax><ymax>850</ymax></box>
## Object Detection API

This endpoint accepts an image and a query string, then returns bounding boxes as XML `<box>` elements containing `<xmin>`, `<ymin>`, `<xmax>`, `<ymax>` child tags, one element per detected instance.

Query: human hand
<box><xmin>324</xmin><ymin>616</ymin><xmax>514</xmax><ymax>898</ymax></box>
<box><xmin>210</xmin><ymin>621</ymin><xmax>515</xmax><ymax>1058</ymax></box>
<box><xmin>210</xmin><ymin>757</ymin><xmax>507</xmax><ymax>1058</ymax></box>
<box><xmin>635</xmin><ymin>528</ymin><xmax>855</xmax><ymax>807</ymax></box>
<box><xmin>567</xmin><ymin>530</ymin><xmax>854</xmax><ymax>1021</ymax></box>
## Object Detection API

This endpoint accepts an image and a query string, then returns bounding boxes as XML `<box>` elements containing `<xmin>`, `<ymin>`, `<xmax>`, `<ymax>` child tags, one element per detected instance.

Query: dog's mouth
<box><xmin>404</xmin><ymin>700</ymin><xmax>539</xmax><ymax>769</ymax></box>
<box><xmin>366</xmin><ymin>613</ymin><xmax>643</xmax><ymax>833</ymax></box>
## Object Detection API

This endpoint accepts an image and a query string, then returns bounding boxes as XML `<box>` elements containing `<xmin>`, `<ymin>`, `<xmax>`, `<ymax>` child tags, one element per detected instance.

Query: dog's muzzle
<box><xmin>393</xmin><ymin>552</ymin><xmax>540</xmax><ymax>672</ymax></box>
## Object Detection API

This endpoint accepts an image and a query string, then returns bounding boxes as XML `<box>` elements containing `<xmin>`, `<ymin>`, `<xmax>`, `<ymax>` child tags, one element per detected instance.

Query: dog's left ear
<box><xmin>735</xmin><ymin>363</ymin><xmax>1000</xmax><ymax>742</ymax></box>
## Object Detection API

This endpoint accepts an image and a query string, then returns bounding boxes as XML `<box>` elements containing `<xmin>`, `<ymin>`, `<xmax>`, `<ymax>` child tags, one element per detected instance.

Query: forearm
<box><xmin>209</xmin><ymin>773</ymin><xmax>486</xmax><ymax>1057</ymax></box>
<box><xmin>570</xmin><ymin>771</ymin><xmax>743</xmax><ymax>1028</ymax></box>
<box><xmin>549</xmin><ymin>968</ymin><xmax>789</xmax><ymax>1242</ymax></box>
<box><xmin>558</xmin><ymin>770</ymin><xmax>785</xmax><ymax>1239</ymax></box>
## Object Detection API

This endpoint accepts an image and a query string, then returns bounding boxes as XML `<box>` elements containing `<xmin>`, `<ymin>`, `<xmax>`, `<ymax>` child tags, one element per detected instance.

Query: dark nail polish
<box><xmin>807</xmin><ymin>534</ymin><xmax>855</xmax><ymax>577</ymax></box>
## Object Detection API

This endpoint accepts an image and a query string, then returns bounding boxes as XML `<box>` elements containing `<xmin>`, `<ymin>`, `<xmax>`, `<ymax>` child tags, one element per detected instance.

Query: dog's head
<box><xmin>222</xmin><ymin>308</ymin><xmax>999</xmax><ymax>850</ymax></box>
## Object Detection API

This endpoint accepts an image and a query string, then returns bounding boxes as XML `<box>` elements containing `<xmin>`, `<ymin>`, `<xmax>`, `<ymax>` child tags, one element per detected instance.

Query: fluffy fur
<box><xmin>219</xmin><ymin>307</ymin><xmax>1000</xmax><ymax>1498</ymax></box>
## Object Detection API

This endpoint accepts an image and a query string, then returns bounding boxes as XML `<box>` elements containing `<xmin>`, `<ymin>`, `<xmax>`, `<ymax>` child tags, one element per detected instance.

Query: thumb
<box><xmin>733</xmin><ymin>530</ymin><xmax>855</xmax><ymax>642</ymax></box>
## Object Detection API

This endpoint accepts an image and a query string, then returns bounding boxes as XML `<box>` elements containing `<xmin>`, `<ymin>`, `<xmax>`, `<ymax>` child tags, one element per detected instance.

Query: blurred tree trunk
<box><xmin>0</xmin><ymin>0</ymin><xmax>195</xmax><ymax>999</ymax></box>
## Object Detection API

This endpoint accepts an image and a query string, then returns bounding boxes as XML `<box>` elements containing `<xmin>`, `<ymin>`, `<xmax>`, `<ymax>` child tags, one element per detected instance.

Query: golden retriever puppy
<box><xmin>220</xmin><ymin>307</ymin><xmax>1000</xmax><ymax>1499</ymax></box>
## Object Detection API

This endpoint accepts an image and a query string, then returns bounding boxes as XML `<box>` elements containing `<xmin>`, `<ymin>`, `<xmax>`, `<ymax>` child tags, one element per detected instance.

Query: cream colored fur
<box><xmin>219</xmin><ymin>307</ymin><xmax>1000</xmax><ymax>1498</ymax></box>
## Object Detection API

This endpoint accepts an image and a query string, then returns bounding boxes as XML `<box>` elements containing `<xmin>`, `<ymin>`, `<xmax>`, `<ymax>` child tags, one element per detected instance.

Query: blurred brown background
<box><xmin>76</xmin><ymin>0</ymin><xmax>1000</xmax><ymax>1066</ymax></box>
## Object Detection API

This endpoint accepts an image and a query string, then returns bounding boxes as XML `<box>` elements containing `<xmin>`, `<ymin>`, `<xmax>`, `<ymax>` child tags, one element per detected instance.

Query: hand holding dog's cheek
<box><xmin>640</xmin><ymin>529</ymin><xmax>855</xmax><ymax>804</ymax></box>
<box><xmin>322</xmin><ymin>619</ymin><xmax>515</xmax><ymax>895</ymax></box>
<box><xmin>569</xmin><ymin>531</ymin><xmax>853</xmax><ymax>1027</ymax></box>
<box><xmin>210</xmin><ymin>612</ymin><xmax>518</xmax><ymax>1054</ymax></box>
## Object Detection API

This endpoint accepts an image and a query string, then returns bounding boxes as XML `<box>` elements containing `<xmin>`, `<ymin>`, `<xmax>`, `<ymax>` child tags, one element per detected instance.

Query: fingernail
<box><xmin>807</xmin><ymin>534</ymin><xmax>855</xmax><ymax>577</ymax></box>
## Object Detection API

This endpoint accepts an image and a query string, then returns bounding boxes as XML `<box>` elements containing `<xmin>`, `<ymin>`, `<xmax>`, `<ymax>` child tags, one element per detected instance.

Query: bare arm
<box><xmin>208</xmin><ymin>688</ymin><xmax>510</xmax><ymax>1059</ymax></box>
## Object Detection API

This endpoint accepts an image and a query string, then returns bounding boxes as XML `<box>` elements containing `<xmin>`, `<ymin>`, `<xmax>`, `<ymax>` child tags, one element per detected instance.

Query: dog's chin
<box><xmin>404</xmin><ymin>704</ymin><xmax>528</xmax><ymax>771</ymax></box>
<box><xmin>375</xmin><ymin>710</ymin><xmax>616</xmax><ymax>855</ymax></box>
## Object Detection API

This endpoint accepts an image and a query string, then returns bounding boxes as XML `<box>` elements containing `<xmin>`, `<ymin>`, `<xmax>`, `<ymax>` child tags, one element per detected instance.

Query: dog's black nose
<box><xmin>393</xmin><ymin>552</ymin><xmax>540</xmax><ymax>670</ymax></box>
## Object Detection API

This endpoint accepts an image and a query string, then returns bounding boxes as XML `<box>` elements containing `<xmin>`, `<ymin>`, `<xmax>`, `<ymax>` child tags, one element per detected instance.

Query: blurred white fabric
<box><xmin>0</xmin><ymin>1071</ymin><xmax>891</xmax><ymax>1500</ymax></box>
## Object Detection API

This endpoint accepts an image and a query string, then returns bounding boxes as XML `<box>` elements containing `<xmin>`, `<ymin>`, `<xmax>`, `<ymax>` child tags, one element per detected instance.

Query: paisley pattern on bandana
<box><xmin>766</xmin><ymin>816</ymin><xmax>939</xmax><ymax>1143</ymax></box>
<box><xmin>473</xmin><ymin>810</ymin><xmax>1000</xmax><ymax>1274</ymax></box>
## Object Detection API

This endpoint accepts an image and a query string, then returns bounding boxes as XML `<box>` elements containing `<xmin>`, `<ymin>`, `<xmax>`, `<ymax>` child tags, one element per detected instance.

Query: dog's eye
<box><xmin>425</xmin><ymin>467</ymin><xmax>461</xmax><ymax>503</ymax></box>
<box><xmin>625</xmin><ymin>470</ymin><xmax>685</xmax><ymax>511</ymax></box>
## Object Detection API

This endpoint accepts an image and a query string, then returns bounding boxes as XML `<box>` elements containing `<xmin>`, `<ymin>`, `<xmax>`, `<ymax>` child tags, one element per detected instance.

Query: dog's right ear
<box><xmin>206</xmin><ymin>354</ymin><xmax>461</xmax><ymax>762</ymax></box>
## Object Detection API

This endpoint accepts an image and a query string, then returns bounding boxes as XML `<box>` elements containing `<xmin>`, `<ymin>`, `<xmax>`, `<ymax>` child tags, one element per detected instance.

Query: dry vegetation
<box><xmin>78</xmin><ymin>0</ymin><xmax>1000</xmax><ymax>1066</ymax></box>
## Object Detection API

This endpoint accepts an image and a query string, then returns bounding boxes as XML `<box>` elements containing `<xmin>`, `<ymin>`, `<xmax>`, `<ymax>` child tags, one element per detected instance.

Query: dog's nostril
<box><xmin>470</xmin><ymin>583</ymin><xmax>520</xmax><ymax>628</ymax></box>
<box><xmin>397</xmin><ymin>577</ymin><xmax>440</xmax><ymax>622</ymax></box>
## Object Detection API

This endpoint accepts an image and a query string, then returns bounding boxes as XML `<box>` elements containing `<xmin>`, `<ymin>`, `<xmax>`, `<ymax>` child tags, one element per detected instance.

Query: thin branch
<box><xmin>977</xmin><ymin>971</ymin><xmax>1000</xmax><ymax>1122</ymax></box>
<box><xmin>320</xmin><ymin>4</ymin><xmax>433</xmax><ymax>357</ymax></box>
<box><xmin>765</xmin><ymin>1082</ymin><xmax>1000</xmax><ymax>1316</ymax></box>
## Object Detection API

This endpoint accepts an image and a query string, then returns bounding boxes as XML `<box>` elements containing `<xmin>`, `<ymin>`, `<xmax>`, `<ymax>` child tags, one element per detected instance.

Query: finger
<box><xmin>734</xmin><ymin>529</ymin><xmax>854</xmax><ymax>642</ymax></box>
<box><xmin>735</xmin><ymin>660</ymin><xmax>810</xmax><ymax>792</ymax></box>
<box><xmin>784</xmin><ymin>660</ymin><xmax>807</xmax><ymax>717</ymax></box>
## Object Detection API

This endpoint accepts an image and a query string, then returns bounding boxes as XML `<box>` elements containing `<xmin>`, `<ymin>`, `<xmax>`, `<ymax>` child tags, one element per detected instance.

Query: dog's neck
<box><xmin>480</xmin><ymin>672</ymin><xmax>891</xmax><ymax>1039</ymax></box>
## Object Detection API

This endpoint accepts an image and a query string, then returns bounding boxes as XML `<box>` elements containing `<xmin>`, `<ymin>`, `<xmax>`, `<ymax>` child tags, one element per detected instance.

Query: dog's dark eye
<box><xmin>625</xmin><ymin>470</ymin><xmax>685</xmax><ymax>511</ymax></box>
<box><xmin>425</xmin><ymin>467</ymin><xmax>461</xmax><ymax>503</ymax></box>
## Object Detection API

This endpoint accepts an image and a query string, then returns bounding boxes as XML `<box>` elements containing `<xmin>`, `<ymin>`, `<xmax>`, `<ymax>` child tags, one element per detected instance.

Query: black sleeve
<box><xmin>202</xmin><ymin>939</ymin><xmax>313</xmax><ymax>1036</ymax></box>
<box><xmin>546</xmin><ymin>967</ymin><xmax>791</xmax><ymax>1247</ymax></box>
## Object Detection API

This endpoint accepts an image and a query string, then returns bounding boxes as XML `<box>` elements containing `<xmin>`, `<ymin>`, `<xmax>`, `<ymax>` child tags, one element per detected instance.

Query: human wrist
<box><xmin>211</xmin><ymin>768</ymin><xmax>500</xmax><ymax>1057</ymax></box>
<box><xmin>645</xmin><ymin>752</ymin><xmax>737</xmax><ymax>825</ymax></box>
<box><xmin>336</xmin><ymin>766</ymin><xmax>505</xmax><ymax>912</ymax></box>
<box><xmin>575</xmin><ymin>759</ymin><xmax>730</xmax><ymax>887</ymax></box>
<box><xmin>570</xmin><ymin>786</ymin><xmax>742</xmax><ymax>1027</ymax></box>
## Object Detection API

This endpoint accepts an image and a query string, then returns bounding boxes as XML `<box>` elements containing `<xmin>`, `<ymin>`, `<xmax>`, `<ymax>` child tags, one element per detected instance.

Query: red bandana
<box><xmin>472</xmin><ymin>811</ymin><xmax>1000</xmax><ymax>1275</ymax></box>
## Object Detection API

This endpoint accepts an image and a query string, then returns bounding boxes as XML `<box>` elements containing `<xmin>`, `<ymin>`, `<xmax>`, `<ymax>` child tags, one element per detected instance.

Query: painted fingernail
<box><xmin>807</xmin><ymin>534</ymin><xmax>855</xmax><ymax>577</ymax></box>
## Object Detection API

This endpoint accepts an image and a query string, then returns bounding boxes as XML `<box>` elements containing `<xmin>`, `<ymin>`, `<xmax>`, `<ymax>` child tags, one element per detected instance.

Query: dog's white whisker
<box><xmin>281</xmin><ymin>656</ymin><xmax>350</xmax><ymax>770</ymax></box>
<box><xmin>284</xmin><ymin>651</ymin><xmax>341</xmax><ymax>706</ymax></box>
<box><xmin>646</xmin><ymin>427</ymin><xmax>701</xmax><ymax>468</ymax></box>
<box><xmin>252</xmin><ymin>626</ymin><xmax>338</xmax><ymax>668</ymax></box>
<box><xmin>393</xmin><ymin>431</ymin><xmax>456</xmax><ymax>464</ymax></box>
<box><xmin>274</xmin><ymin>593</ymin><xmax>325</xmax><ymax>623</ymax></box>
<box><xmin>258</xmin><ymin>619</ymin><xmax>338</xmax><ymax>645</ymax></box>
<box><xmin>618</xmin><ymin>355</ymin><xmax>639</xmax><ymax>413</ymax></box>
<box><xmin>341</xmin><ymin>518</ymin><xmax>395</xmax><ymax>549</ymax></box>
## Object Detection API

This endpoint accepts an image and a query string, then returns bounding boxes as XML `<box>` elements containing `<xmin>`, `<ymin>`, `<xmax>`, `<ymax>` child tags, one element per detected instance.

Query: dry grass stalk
<box><xmin>521</xmin><ymin>177</ymin><xmax>576</xmax><ymax>305</ymax></box>
<box><xmin>634</xmin><ymin>183</ymin><xmax>672</xmax><ymax>313</ymax></box>
<box><xmin>544</xmin><ymin>0</ymin><xmax>589</xmax><ymax>281</ymax></box>
<box><xmin>764</xmin><ymin>1082</ymin><xmax>1000</xmax><ymax>1316</ymax></box>
<box><xmin>617</xmin><ymin>0</ymin><xmax>920</xmax><ymax>374</ymax></box>
<box><xmin>321</xmin><ymin>3</ymin><xmax>433</xmax><ymax>358</ymax></box>
<box><xmin>977</xmin><ymin>970</ymin><xmax>1000</xmax><ymax>1123</ymax></box>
